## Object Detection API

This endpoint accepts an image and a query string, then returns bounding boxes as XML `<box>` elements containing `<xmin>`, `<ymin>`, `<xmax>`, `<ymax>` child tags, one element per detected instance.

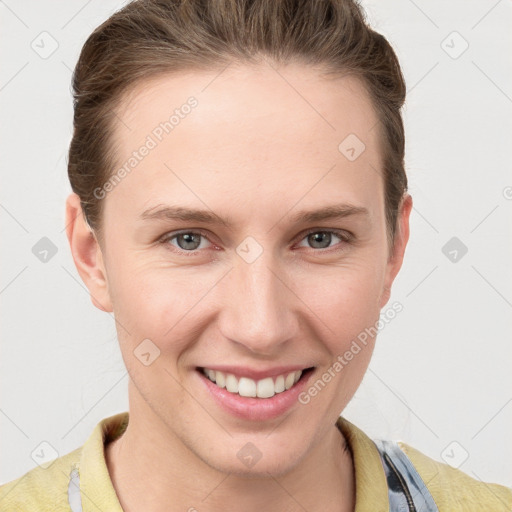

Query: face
<box><xmin>68</xmin><ymin>62</ymin><xmax>411</xmax><ymax>476</ymax></box>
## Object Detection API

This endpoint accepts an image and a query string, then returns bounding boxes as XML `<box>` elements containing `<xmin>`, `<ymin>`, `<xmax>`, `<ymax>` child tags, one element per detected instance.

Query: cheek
<box><xmin>297</xmin><ymin>261</ymin><xmax>386</xmax><ymax>344</ymax></box>
<box><xmin>106</xmin><ymin>243</ymin><xmax>387</xmax><ymax>359</ymax></box>
<box><xmin>106</xmin><ymin>260</ymin><xmax>221</xmax><ymax>346</ymax></box>
<box><xmin>294</xmin><ymin>268</ymin><xmax>383</xmax><ymax>417</ymax></box>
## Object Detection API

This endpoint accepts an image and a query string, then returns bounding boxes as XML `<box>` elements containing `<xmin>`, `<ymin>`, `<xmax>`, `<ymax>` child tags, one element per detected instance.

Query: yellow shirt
<box><xmin>1</xmin><ymin>412</ymin><xmax>510</xmax><ymax>511</ymax></box>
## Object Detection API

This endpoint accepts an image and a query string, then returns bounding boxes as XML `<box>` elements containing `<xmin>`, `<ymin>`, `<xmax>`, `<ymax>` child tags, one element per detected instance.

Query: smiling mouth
<box><xmin>198</xmin><ymin>367</ymin><xmax>314</xmax><ymax>399</ymax></box>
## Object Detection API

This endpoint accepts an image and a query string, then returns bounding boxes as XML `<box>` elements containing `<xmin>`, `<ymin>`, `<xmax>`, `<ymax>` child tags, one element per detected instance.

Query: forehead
<box><xmin>117</xmin><ymin>62</ymin><xmax>379</xmax><ymax>143</ymax></box>
<box><xmin>106</xmin><ymin>62</ymin><xmax>384</xmax><ymax>223</ymax></box>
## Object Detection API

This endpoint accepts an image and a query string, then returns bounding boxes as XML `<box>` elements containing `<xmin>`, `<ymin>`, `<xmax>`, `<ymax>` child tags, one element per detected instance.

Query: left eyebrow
<box><xmin>288</xmin><ymin>204</ymin><xmax>370</xmax><ymax>224</ymax></box>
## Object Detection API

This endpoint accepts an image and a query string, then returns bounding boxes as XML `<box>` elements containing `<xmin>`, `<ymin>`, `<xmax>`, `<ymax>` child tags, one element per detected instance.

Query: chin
<box><xmin>213</xmin><ymin>453</ymin><xmax>302</xmax><ymax>479</ymax></box>
<box><xmin>194</xmin><ymin>434</ymin><xmax>307</xmax><ymax>478</ymax></box>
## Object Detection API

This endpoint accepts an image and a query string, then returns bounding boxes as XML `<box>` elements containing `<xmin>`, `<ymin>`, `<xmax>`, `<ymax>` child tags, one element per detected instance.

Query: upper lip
<box><xmin>197</xmin><ymin>365</ymin><xmax>313</xmax><ymax>381</ymax></box>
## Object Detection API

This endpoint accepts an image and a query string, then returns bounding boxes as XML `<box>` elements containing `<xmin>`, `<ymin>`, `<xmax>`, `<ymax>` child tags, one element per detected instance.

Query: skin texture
<box><xmin>65</xmin><ymin>61</ymin><xmax>412</xmax><ymax>512</ymax></box>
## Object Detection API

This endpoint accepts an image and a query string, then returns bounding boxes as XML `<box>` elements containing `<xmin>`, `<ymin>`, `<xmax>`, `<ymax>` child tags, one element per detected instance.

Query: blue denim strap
<box><xmin>68</xmin><ymin>467</ymin><xmax>83</xmax><ymax>512</ymax></box>
<box><xmin>374</xmin><ymin>439</ymin><xmax>439</xmax><ymax>512</ymax></box>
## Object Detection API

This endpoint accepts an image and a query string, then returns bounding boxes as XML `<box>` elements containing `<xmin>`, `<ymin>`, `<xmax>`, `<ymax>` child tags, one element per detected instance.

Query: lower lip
<box><xmin>197</xmin><ymin>369</ymin><xmax>314</xmax><ymax>421</ymax></box>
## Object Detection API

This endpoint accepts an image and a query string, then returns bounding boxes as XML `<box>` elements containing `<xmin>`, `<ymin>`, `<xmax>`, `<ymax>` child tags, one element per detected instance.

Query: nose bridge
<box><xmin>219</xmin><ymin>241</ymin><xmax>297</xmax><ymax>354</ymax></box>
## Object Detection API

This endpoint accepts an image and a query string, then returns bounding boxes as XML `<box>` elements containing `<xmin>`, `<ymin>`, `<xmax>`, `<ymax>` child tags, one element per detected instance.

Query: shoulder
<box><xmin>337</xmin><ymin>415</ymin><xmax>512</xmax><ymax>511</ymax></box>
<box><xmin>397</xmin><ymin>441</ymin><xmax>512</xmax><ymax>511</ymax></box>
<box><xmin>0</xmin><ymin>412</ymin><xmax>128</xmax><ymax>512</ymax></box>
<box><xmin>0</xmin><ymin>446</ymin><xmax>82</xmax><ymax>511</ymax></box>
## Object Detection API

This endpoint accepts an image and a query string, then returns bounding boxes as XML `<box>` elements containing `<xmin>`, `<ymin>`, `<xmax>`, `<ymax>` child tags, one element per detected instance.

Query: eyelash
<box><xmin>158</xmin><ymin>228</ymin><xmax>354</xmax><ymax>256</ymax></box>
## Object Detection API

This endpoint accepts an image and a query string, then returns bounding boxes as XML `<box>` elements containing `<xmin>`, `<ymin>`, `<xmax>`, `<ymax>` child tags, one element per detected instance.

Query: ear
<box><xmin>379</xmin><ymin>193</ymin><xmax>413</xmax><ymax>308</ymax></box>
<box><xmin>65</xmin><ymin>192</ymin><xmax>113</xmax><ymax>313</ymax></box>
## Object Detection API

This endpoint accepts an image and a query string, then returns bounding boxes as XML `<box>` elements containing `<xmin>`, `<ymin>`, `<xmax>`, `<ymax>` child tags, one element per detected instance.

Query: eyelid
<box><xmin>158</xmin><ymin>228</ymin><xmax>217</xmax><ymax>252</ymax></box>
<box><xmin>292</xmin><ymin>229</ymin><xmax>354</xmax><ymax>255</ymax></box>
<box><xmin>294</xmin><ymin>228</ymin><xmax>354</xmax><ymax>245</ymax></box>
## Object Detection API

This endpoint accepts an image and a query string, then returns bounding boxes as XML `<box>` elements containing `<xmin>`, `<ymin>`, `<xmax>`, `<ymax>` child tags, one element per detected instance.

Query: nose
<box><xmin>217</xmin><ymin>244</ymin><xmax>300</xmax><ymax>356</ymax></box>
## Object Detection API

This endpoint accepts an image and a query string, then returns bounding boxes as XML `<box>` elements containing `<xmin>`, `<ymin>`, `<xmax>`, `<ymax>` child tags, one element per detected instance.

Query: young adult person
<box><xmin>1</xmin><ymin>1</ymin><xmax>510</xmax><ymax>510</ymax></box>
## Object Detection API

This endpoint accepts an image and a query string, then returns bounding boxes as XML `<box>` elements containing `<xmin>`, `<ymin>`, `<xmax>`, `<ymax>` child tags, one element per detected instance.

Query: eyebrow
<box><xmin>139</xmin><ymin>203</ymin><xmax>369</xmax><ymax>228</ymax></box>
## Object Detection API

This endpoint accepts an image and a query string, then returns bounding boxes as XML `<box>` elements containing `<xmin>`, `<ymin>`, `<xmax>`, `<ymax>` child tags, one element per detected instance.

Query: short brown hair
<box><xmin>68</xmin><ymin>0</ymin><xmax>407</xmax><ymax>246</ymax></box>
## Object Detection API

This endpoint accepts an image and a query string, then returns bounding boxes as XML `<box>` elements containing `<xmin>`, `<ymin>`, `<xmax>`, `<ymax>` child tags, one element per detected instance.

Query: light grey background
<box><xmin>1</xmin><ymin>0</ymin><xmax>511</xmax><ymax>489</ymax></box>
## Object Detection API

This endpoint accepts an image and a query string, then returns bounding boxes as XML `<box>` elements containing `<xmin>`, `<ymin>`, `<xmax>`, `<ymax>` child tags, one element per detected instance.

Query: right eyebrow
<box><xmin>139</xmin><ymin>205</ymin><xmax>231</xmax><ymax>227</ymax></box>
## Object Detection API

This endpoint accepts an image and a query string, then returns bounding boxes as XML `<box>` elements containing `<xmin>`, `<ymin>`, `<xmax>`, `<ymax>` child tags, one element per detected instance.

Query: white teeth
<box><xmin>257</xmin><ymin>377</ymin><xmax>275</xmax><ymax>398</ymax></box>
<box><xmin>238</xmin><ymin>377</ymin><xmax>257</xmax><ymax>397</ymax></box>
<box><xmin>215</xmin><ymin>371</ymin><xmax>226</xmax><ymax>389</ymax></box>
<box><xmin>284</xmin><ymin>372</ymin><xmax>295</xmax><ymax>390</ymax></box>
<box><xmin>274</xmin><ymin>375</ymin><xmax>285</xmax><ymax>393</ymax></box>
<box><xmin>202</xmin><ymin>368</ymin><xmax>304</xmax><ymax>398</ymax></box>
<box><xmin>225</xmin><ymin>373</ymin><xmax>238</xmax><ymax>393</ymax></box>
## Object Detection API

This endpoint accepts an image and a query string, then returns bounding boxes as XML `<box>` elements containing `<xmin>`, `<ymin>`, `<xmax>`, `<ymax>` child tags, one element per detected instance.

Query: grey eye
<box><xmin>299</xmin><ymin>231</ymin><xmax>346</xmax><ymax>250</ymax></box>
<box><xmin>307</xmin><ymin>232</ymin><xmax>332</xmax><ymax>249</ymax></box>
<box><xmin>173</xmin><ymin>232</ymin><xmax>204</xmax><ymax>251</ymax></box>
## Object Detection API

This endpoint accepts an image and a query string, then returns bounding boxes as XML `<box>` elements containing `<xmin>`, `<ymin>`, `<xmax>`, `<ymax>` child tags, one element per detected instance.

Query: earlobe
<box><xmin>379</xmin><ymin>194</ymin><xmax>413</xmax><ymax>309</ymax></box>
<box><xmin>65</xmin><ymin>193</ymin><xmax>113</xmax><ymax>313</ymax></box>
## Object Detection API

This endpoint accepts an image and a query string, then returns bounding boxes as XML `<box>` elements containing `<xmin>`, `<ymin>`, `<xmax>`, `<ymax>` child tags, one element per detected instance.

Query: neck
<box><xmin>106</xmin><ymin>410</ymin><xmax>355</xmax><ymax>512</ymax></box>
